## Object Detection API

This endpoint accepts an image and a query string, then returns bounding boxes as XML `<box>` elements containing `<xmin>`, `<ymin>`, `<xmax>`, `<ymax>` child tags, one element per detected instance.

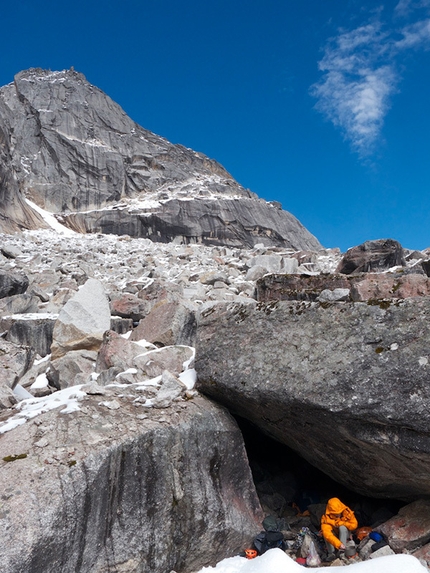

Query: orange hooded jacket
<box><xmin>321</xmin><ymin>498</ymin><xmax>358</xmax><ymax>550</ymax></box>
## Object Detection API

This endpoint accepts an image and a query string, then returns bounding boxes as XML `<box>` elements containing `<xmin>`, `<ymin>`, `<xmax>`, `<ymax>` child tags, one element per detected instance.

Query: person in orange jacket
<box><xmin>321</xmin><ymin>497</ymin><xmax>358</xmax><ymax>560</ymax></box>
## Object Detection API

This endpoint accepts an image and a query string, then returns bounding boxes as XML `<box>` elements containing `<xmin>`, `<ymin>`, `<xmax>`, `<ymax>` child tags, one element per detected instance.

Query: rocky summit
<box><xmin>1</xmin><ymin>69</ymin><xmax>430</xmax><ymax>573</ymax></box>
<box><xmin>0</xmin><ymin>68</ymin><xmax>320</xmax><ymax>250</ymax></box>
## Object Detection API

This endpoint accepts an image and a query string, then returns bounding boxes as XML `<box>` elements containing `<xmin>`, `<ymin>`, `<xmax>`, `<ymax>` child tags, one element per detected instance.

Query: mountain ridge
<box><xmin>0</xmin><ymin>67</ymin><xmax>322</xmax><ymax>250</ymax></box>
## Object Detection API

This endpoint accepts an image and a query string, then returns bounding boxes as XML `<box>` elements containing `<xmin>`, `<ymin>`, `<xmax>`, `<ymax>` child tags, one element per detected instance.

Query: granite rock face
<box><xmin>195</xmin><ymin>298</ymin><xmax>430</xmax><ymax>500</ymax></box>
<box><xmin>0</xmin><ymin>115</ymin><xmax>47</xmax><ymax>234</ymax></box>
<box><xmin>0</xmin><ymin>395</ymin><xmax>262</xmax><ymax>573</ymax></box>
<box><xmin>0</xmin><ymin>68</ymin><xmax>321</xmax><ymax>250</ymax></box>
<box><xmin>62</xmin><ymin>197</ymin><xmax>321</xmax><ymax>250</ymax></box>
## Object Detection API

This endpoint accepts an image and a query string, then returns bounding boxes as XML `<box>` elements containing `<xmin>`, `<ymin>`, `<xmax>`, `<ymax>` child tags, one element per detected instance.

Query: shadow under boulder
<box><xmin>234</xmin><ymin>416</ymin><xmax>403</xmax><ymax>534</ymax></box>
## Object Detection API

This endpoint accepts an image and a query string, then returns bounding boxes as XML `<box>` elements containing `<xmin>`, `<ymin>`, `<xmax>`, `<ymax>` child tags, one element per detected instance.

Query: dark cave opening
<box><xmin>234</xmin><ymin>415</ymin><xmax>404</xmax><ymax>532</ymax></box>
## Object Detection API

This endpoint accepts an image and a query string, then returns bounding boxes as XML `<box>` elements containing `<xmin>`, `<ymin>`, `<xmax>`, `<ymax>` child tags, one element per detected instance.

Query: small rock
<box><xmin>81</xmin><ymin>383</ymin><xmax>106</xmax><ymax>396</ymax></box>
<box><xmin>28</xmin><ymin>285</ymin><xmax>50</xmax><ymax>303</ymax></box>
<box><xmin>358</xmin><ymin>538</ymin><xmax>376</xmax><ymax>560</ymax></box>
<box><xmin>245</xmin><ymin>266</ymin><xmax>267</xmax><ymax>281</ymax></box>
<box><xmin>318</xmin><ymin>288</ymin><xmax>351</xmax><ymax>302</ymax></box>
<box><xmin>329</xmin><ymin>558</ymin><xmax>345</xmax><ymax>566</ymax></box>
<box><xmin>99</xmin><ymin>400</ymin><xmax>121</xmax><ymax>410</ymax></box>
<box><xmin>199</xmin><ymin>271</ymin><xmax>230</xmax><ymax>286</ymax></box>
<box><xmin>151</xmin><ymin>370</ymin><xmax>185</xmax><ymax>409</ymax></box>
<box><xmin>369</xmin><ymin>545</ymin><xmax>395</xmax><ymax>558</ymax></box>
<box><xmin>185</xmin><ymin>390</ymin><xmax>197</xmax><ymax>400</ymax></box>
<box><xmin>1</xmin><ymin>245</ymin><xmax>23</xmax><ymax>259</ymax></box>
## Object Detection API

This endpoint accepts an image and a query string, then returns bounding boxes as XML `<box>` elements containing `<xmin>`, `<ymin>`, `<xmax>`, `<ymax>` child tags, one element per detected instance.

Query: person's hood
<box><xmin>326</xmin><ymin>498</ymin><xmax>347</xmax><ymax>514</ymax></box>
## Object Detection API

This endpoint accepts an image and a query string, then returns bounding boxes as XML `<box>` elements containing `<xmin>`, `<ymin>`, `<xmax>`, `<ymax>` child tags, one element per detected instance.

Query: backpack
<box><xmin>252</xmin><ymin>515</ymin><xmax>286</xmax><ymax>555</ymax></box>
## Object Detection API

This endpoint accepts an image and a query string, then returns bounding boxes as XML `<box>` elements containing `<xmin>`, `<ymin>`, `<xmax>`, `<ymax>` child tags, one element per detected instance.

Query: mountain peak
<box><xmin>0</xmin><ymin>68</ymin><xmax>321</xmax><ymax>250</ymax></box>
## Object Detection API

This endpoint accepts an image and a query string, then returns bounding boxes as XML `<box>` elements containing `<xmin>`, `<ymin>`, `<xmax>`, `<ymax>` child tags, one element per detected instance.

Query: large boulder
<box><xmin>47</xmin><ymin>350</ymin><xmax>98</xmax><ymax>389</ymax></box>
<box><xmin>0</xmin><ymin>270</ymin><xmax>29</xmax><ymax>299</ymax></box>
<box><xmin>0</xmin><ymin>393</ymin><xmax>262</xmax><ymax>573</ymax></box>
<box><xmin>336</xmin><ymin>239</ymin><xmax>406</xmax><ymax>274</ymax></box>
<box><xmin>256</xmin><ymin>273</ymin><xmax>352</xmax><ymax>302</ymax></box>
<box><xmin>247</xmin><ymin>254</ymin><xmax>299</xmax><ymax>275</ymax></box>
<box><xmin>378</xmin><ymin>500</ymin><xmax>430</xmax><ymax>553</ymax></box>
<box><xmin>195</xmin><ymin>298</ymin><xmax>430</xmax><ymax>500</ymax></box>
<box><xmin>133</xmin><ymin>345</ymin><xmax>195</xmax><ymax>379</ymax></box>
<box><xmin>130</xmin><ymin>300</ymin><xmax>196</xmax><ymax>347</ymax></box>
<box><xmin>350</xmin><ymin>273</ymin><xmax>430</xmax><ymax>301</ymax></box>
<box><xmin>96</xmin><ymin>330</ymin><xmax>153</xmax><ymax>372</ymax></box>
<box><xmin>0</xmin><ymin>313</ymin><xmax>57</xmax><ymax>357</ymax></box>
<box><xmin>110</xmin><ymin>293</ymin><xmax>148</xmax><ymax>321</ymax></box>
<box><xmin>51</xmin><ymin>278</ymin><xmax>111</xmax><ymax>359</ymax></box>
<box><xmin>0</xmin><ymin>293</ymin><xmax>39</xmax><ymax>315</ymax></box>
<box><xmin>0</xmin><ymin>338</ymin><xmax>35</xmax><ymax>390</ymax></box>
<box><xmin>256</xmin><ymin>272</ymin><xmax>430</xmax><ymax>303</ymax></box>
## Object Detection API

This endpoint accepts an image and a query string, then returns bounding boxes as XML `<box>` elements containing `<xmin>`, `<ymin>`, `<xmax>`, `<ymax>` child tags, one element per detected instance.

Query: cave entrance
<box><xmin>234</xmin><ymin>415</ymin><xmax>404</xmax><ymax>532</ymax></box>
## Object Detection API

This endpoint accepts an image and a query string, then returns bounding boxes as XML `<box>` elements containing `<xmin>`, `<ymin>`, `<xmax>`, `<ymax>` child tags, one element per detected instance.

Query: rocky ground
<box><xmin>2</xmin><ymin>230</ymin><xmax>430</xmax><ymax>571</ymax></box>
<box><xmin>0</xmin><ymin>228</ymin><xmax>340</xmax><ymax>308</ymax></box>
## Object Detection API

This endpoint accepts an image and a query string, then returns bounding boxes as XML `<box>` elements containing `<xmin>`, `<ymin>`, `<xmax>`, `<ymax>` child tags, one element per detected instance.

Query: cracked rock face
<box><xmin>0</xmin><ymin>395</ymin><xmax>262</xmax><ymax>573</ymax></box>
<box><xmin>195</xmin><ymin>298</ymin><xmax>430</xmax><ymax>501</ymax></box>
<box><xmin>0</xmin><ymin>68</ymin><xmax>321</xmax><ymax>250</ymax></box>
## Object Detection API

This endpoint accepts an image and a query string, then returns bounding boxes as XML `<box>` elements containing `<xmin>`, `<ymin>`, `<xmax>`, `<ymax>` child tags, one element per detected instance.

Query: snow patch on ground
<box><xmin>30</xmin><ymin>373</ymin><xmax>49</xmax><ymax>390</ymax></box>
<box><xmin>25</xmin><ymin>199</ymin><xmax>78</xmax><ymax>236</ymax></box>
<box><xmin>0</xmin><ymin>385</ymin><xmax>86</xmax><ymax>434</ymax></box>
<box><xmin>195</xmin><ymin>549</ymin><xmax>427</xmax><ymax>573</ymax></box>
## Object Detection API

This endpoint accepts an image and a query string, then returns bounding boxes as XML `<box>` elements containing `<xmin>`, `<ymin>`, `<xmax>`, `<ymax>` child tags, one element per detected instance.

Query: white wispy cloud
<box><xmin>395</xmin><ymin>0</ymin><xmax>414</xmax><ymax>16</ymax></box>
<box><xmin>311</xmin><ymin>23</ymin><xmax>397</xmax><ymax>156</ymax></box>
<box><xmin>395</xmin><ymin>18</ymin><xmax>430</xmax><ymax>48</ymax></box>
<box><xmin>312</xmin><ymin>6</ymin><xmax>430</xmax><ymax>157</ymax></box>
<box><xmin>395</xmin><ymin>0</ymin><xmax>430</xmax><ymax>15</ymax></box>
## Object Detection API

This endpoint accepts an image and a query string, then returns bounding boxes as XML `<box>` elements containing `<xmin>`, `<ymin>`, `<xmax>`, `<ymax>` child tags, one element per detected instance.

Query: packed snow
<box><xmin>195</xmin><ymin>548</ymin><xmax>428</xmax><ymax>573</ymax></box>
<box><xmin>25</xmin><ymin>198</ymin><xmax>78</xmax><ymax>236</ymax></box>
<box><xmin>0</xmin><ymin>385</ymin><xmax>86</xmax><ymax>434</ymax></box>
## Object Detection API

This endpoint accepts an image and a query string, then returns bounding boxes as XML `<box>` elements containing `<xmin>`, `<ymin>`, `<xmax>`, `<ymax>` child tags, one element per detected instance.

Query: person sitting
<box><xmin>321</xmin><ymin>497</ymin><xmax>358</xmax><ymax>560</ymax></box>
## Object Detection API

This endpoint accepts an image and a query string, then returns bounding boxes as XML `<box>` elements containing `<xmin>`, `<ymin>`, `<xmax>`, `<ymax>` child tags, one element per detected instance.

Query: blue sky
<box><xmin>2</xmin><ymin>0</ymin><xmax>430</xmax><ymax>251</ymax></box>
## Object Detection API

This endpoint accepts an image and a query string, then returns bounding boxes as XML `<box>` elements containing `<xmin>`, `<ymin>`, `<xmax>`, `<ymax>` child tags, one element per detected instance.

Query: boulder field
<box><xmin>2</xmin><ymin>230</ymin><xmax>430</xmax><ymax>571</ymax></box>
